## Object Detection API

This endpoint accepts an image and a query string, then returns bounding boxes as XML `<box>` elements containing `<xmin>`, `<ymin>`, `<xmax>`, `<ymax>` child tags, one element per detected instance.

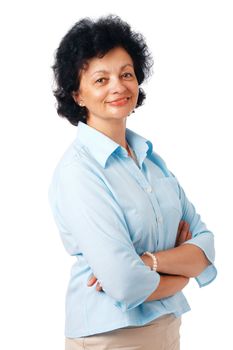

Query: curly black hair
<box><xmin>52</xmin><ymin>15</ymin><xmax>154</xmax><ymax>126</ymax></box>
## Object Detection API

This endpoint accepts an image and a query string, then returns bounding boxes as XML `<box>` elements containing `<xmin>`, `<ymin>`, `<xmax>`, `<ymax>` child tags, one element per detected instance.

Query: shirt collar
<box><xmin>75</xmin><ymin>121</ymin><xmax>153</xmax><ymax>169</ymax></box>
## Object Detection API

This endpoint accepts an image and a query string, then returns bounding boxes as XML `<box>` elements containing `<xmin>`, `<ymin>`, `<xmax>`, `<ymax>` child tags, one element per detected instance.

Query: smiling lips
<box><xmin>107</xmin><ymin>97</ymin><xmax>130</xmax><ymax>106</ymax></box>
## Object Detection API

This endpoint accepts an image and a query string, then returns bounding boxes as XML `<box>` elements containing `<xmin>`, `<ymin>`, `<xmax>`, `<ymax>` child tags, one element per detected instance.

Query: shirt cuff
<box><xmin>113</xmin><ymin>271</ymin><xmax>161</xmax><ymax>312</ymax></box>
<box><xmin>194</xmin><ymin>264</ymin><xmax>217</xmax><ymax>287</ymax></box>
<box><xmin>183</xmin><ymin>233</ymin><xmax>217</xmax><ymax>287</ymax></box>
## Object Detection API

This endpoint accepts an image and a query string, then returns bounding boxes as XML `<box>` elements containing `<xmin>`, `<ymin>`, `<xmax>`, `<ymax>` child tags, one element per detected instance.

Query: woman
<box><xmin>48</xmin><ymin>15</ymin><xmax>217</xmax><ymax>350</ymax></box>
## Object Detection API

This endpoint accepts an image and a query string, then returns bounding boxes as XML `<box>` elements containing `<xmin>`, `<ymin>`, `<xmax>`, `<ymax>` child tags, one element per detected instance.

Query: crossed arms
<box><xmin>52</xmin><ymin>163</ymin><xmax>217</xmax><ymax>311</ymax></box>
<box><xmin>88</xmin><ymin>220</ymin><xmax>211</xmax><ymax>301</ymax></box>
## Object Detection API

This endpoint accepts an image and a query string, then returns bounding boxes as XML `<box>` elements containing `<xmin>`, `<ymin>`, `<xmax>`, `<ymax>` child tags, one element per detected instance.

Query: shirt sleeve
<box><xmin>173</xmin><ymin>174</ymin><xmax>217</xmax><ymax>287</ymax></box>
<box><xmin>48</xmin><ymin>160</ymin><xmax>160</xmax><ymax>312</ymax></box>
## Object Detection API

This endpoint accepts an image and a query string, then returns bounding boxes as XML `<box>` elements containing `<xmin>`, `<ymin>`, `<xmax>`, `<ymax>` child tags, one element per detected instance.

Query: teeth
<box><xmin>109</xmin><ymin>97</ymin><xmax>130</xmax><ymax>103</ymax></box>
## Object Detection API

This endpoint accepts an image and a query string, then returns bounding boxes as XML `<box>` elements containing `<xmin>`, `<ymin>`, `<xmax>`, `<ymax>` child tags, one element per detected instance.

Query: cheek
<box><xmin>131</xmin><ymin>84</ymin><xmax>139</xmax><ymax>102</ymax></box>
<box><xmin>82</xmin><ymin>92</ymin><xmax>103</xmax><ymax>109</ymax></box>
<box><xmin>130</xmin><ymin>81</ymin><xmax>139</xmax><ymax>95</ymax></box>
<box><xmin>89</xmin><ymin>89</ymin><xmax>106</xmax><ymax>103</ymax></box>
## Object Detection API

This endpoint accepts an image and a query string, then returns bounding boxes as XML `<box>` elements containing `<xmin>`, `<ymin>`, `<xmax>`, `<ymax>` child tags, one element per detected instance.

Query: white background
<box><xmin>0</xmin><ymin>1</ymin><xmax>232</xmax><ymax>349</ymax></box>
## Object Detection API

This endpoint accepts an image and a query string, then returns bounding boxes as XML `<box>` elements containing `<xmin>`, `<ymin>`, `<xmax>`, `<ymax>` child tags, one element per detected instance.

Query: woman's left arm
<box><xmin>146</xmin><ymin>175</ymin><xmax>217</xmax><ymax>286</ymax></box>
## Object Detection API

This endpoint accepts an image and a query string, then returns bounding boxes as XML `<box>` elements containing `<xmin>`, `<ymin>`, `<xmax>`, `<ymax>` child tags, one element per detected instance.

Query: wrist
<box><xmin>142</xmin><ymin>251</ymin><xmax>158</xmax><ymax>272</ymax></box>
<box><xmin>141</xmin><ymin>254</ymin><xmax>152</xmax><ymax>268</ymax></box>
<box><xmin>154</xmin><ymin>252</ymin><xmax>160</xmax><ymax>271</ymax></box>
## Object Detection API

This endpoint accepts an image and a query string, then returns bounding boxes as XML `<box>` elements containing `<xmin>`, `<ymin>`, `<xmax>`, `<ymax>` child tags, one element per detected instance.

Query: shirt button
<box><xmin>158</xmin><ymin>217</ymin><xmax>163</xmax><ymax>224</ymax></box>
<box><xmin>146</xmin><ymin>187</ymin><xmax>152</xmax><ymax>193</ymax></box>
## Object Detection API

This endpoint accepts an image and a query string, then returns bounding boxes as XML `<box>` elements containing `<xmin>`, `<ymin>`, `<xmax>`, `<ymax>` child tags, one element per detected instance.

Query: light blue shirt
<box><xmin>48</xmin><ymin>121</ymin><xmax>217</xmax><ymax>338</ymax></box>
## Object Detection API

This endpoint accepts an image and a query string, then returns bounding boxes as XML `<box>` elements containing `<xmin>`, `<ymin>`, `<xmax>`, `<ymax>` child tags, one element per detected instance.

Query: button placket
<box><xmin>125</xmin><ymin>155</ymin><xmax>166</xmax><ymax>251</ymax></box>
<box><xmin>118</xmin><ymin>154</ymin><xmax>164</xmax><ymax>243</ymax></box>
<box><xmin>124</xmin><ymin>158</ymin><xmax>162</xmax><ymax>228</ymax></box>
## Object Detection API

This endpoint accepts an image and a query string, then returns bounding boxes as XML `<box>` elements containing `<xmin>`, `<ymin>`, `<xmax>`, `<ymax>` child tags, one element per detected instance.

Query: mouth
<box><xmin>107</xmin><ymin>96</ymin><xmax>131</xmax><ymax>106</ymax></box>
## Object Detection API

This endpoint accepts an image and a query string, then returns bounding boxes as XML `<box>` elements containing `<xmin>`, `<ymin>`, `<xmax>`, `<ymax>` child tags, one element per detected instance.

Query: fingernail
<box><xmin>87</xmin><ymin>274</ymin><xmax>94</xmax><ymax>285</ymax></box>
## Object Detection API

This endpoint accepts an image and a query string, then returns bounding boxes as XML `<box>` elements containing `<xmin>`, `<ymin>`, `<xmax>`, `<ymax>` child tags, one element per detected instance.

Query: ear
<box><xmin>72</xmin><ymin>91</ymin><xmax>81</xmax><ymax>105</ymax></box>
<box><xmin>72</xmin><ymin>90</ymin><xmax>85</xmax><ymax>107</ymax></box>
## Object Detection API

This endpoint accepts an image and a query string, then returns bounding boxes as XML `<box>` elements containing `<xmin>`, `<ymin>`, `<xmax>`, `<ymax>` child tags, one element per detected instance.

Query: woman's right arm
<box><xmin>49</xmin><ymin>161</ymin><xmax>161</xmax><ymax>312</ymax></box>
<box><xmin>89</xmin><ymin>270</ymin><xmax>189</xmax><ymax>301</ymax></box>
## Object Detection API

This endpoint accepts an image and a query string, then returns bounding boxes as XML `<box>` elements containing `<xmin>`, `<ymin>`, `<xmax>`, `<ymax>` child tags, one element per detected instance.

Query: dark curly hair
<box><xmin>52</xmin><ymin>15</ymin><xmax>154</xmax><ymax>126</ymax></box>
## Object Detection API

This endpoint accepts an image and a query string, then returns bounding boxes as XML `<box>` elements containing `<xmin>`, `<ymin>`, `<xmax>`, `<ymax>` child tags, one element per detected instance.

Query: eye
<box><xmin>95</xmin><ymin>77</ymin><xmax>108</xmax><ymax>84</ymax></box>
<box><xmin>122</xmin><ymin>72</ymin><xmax>134</xmax><ymax>79</ymax></box>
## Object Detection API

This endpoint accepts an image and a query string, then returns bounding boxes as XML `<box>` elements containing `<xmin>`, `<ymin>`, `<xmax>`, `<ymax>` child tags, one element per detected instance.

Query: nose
<box><xmin>110</xmin><ymin>77</ymin><xmax>127</xmax><ymax>94</ymax></box>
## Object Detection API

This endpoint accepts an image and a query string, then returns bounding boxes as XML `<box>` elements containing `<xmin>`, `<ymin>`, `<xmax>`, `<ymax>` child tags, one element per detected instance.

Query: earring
<box><xmin>79</xmin><ymin>101</ymin><xmax>85</xmax><ymax>107</ymax></box>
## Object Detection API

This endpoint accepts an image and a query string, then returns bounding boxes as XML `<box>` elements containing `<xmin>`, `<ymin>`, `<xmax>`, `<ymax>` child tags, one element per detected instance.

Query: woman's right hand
<box><xmin>87</xmin><ymin>274</ymin><xmax>103</xmax><ymax>291</ymax></box>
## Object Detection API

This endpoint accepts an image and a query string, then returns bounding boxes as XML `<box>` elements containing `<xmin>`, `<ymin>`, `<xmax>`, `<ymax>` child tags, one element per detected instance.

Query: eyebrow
<box><xmin>91</xmin><ymin>64</ymin><xmax>134</xmax><ymax>77</ymax></box>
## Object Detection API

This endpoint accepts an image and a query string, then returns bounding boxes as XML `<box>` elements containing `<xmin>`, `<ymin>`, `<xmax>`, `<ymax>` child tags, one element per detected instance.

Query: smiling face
<box><xmin>73</xmin><ymin>47</ymin><xmax>139</xmax><ymax>126</ymax></box>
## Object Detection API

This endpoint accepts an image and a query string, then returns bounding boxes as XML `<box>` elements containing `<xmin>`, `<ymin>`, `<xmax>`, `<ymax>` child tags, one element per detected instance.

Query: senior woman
<box><xmin>48</xmin><ymin>15</ymin><xmax>217</xmax><ymax>350</ymax></box>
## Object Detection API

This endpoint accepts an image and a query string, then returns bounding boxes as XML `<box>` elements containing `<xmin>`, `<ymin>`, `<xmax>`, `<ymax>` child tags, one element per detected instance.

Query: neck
<box><xmin>86</xmin><ymin>116</ymin><xmax>128</xmax><ymax>149</ymax></box>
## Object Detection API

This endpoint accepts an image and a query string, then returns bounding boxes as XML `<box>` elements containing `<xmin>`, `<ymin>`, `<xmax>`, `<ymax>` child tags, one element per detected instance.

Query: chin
<box><xmin>108</xmin><ymin>107</ymin><xmax>135</xmax><ymax>118</ymax></box>
<box><xmin>110</xmin><ymin>113</ymin><xmax>132</xmax><ymax>120</ymax></box>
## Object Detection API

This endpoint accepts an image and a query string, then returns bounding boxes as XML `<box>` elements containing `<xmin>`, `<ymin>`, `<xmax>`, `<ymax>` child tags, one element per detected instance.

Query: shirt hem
<box><xmin>65</xmin><ymin>309</ymin><xmax>190</xmax><ymax>338</ymax></box>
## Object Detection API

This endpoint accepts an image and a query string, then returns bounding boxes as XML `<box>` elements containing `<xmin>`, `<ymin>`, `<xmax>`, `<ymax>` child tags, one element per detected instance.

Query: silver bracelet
<box><xmin>143</xmin><ymin>251</ymin><xmax>158</xmax><ymax>272</ymax></box>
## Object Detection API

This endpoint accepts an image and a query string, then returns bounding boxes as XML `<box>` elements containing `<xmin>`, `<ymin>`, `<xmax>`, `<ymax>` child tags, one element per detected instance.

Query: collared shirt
<box><xmin>48</xmin><ymin>121</ymin><xmax>217</xmax><ymax>338</ymax></box>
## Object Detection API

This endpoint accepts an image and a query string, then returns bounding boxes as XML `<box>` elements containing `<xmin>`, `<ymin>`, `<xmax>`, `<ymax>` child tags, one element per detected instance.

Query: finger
<box><xmin>177</xmin><ymin>220</ymin><xmax>185</xmax><ymax>235</ymax></box>
<box><xmin>183</xmin><ymin>221</ymin><xmax>190</xmax><ymax>231</ymax></box>
<box><xmin>87</xmin><ymin>275</ymin><xmax>97</xmax><ymax>286</ymax></box>
<box><xmin>181</xmin><ymin>221</ymin><xmax>190</xmax><ymax>237</ymax></box>
<box><xmin>187</xmin><ymin>231</ymin><xmax>192</xmax><ymax>240</ymax></box>
<box><xmin>96</xmin><ymin>282</ymin><xmax>103</xmax><ymax>291</ymax></box>
<box><xmin>175</xmin><ymin>234</ymin><xmax>180</xmax><ymax>247</ymax></box>
<box><xmin>182</xmin><ymin>230</ymin><xmax>192</xmax><ymax>243</ymax></box>
<box><xmin>178</xmin><ymin>225</ymin><xmax>188</xmax><ymax>243</ymax></box>
<box><xmin>175</xmin><ymin>221</ymin><xmax>185</xmax><ymax>246</ymax></box>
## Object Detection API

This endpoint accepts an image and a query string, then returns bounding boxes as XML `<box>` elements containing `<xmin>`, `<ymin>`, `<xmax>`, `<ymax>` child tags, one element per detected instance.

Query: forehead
<box><xmin>82</xmin><ymin>47</ymin><xmax>134</xmax><ymax>75</ymax></box>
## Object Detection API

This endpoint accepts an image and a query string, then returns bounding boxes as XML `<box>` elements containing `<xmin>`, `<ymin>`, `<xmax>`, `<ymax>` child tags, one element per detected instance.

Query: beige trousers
<box><xmin>65</xmin><ymin>314</ymin><xmax>181</xmax><ymax>350</ymax></box>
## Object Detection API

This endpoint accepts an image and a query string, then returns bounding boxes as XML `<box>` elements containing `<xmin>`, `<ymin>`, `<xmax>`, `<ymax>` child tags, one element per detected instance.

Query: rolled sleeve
<box><xmin>176</xmin><ymin>177</ymin><xmax>217</xmax><ymax>287</ymax></box>
<box><xmin>49</xmin><ymin>161</ymin><xmax>160</xmax><ymax>311</ymax></box>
